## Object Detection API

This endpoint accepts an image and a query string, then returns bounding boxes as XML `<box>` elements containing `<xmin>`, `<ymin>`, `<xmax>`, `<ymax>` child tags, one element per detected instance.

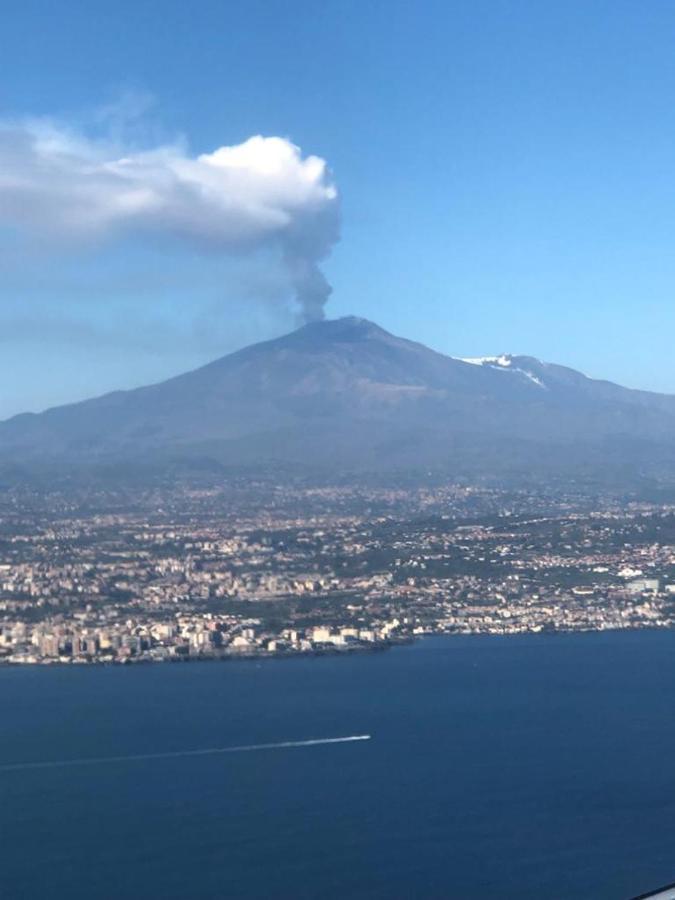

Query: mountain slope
<box><xmin>2</xmin><ymin>316</ymin><xmax>675</xmax><ymax>482</ymax></box>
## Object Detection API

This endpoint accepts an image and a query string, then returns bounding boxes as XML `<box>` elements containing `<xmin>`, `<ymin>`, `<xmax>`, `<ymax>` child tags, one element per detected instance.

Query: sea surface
<box><xmin>2</xmin><ymin>631</ymin><xmax>675</xmax><ymax>899</ymax></box>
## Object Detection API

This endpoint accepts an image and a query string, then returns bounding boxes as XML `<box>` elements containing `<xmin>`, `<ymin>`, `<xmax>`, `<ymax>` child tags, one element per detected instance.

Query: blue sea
<box><xmin>2</xmin><ymin>631</ymin><xmax>675</xmax><ymax>899</ymax></box>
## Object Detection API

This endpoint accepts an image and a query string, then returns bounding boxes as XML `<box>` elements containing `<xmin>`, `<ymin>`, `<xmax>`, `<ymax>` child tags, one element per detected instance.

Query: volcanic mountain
<box><xmin>2</xmin><ymin>316</ymin><xmax>675</xmax><ymax>484</ymax></box>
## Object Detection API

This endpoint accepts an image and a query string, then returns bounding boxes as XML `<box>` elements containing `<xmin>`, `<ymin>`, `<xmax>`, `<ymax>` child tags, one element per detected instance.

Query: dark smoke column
<box><xmin>282</xmin><ymin>185</ymin><xmax>340</xmax><ymax>322</ymax></box>
<box><xmin>285</xmin><ymin>256</ymin><xmax>333</xmax><ymax>322</ymax></box>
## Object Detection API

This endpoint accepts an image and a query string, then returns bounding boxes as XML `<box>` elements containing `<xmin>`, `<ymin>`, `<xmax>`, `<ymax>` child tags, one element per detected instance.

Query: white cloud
<box><xmin>0</xmin><ymin>120</ymin><xmax>340</xmax><ymax>320</ymax></box>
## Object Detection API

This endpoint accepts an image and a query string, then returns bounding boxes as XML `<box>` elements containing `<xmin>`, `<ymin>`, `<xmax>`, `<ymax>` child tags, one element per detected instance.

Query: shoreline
<box><xmin>1</xmin><ymin>623</ymin><xmax>673</xmax><ymax>668</ymax></box>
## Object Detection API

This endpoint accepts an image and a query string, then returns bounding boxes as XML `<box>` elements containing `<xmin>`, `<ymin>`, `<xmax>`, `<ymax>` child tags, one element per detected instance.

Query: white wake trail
<box><xmin>0</xmin><ymin>734</ymin><xmax>371</xmax><ymax>773</ymax></box>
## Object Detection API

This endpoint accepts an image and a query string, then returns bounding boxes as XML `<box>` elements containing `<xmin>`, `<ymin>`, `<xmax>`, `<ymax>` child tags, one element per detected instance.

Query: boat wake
<box><xmin>0</xmin><ymin>734</ymin><xmax>372</xmax><ymax>773</ymax></box>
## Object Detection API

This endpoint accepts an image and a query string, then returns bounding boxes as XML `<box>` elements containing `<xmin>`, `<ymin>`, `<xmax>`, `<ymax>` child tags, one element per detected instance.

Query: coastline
<box><xmin>2</xmin><ymin>622</ymin><xmax>673</xmax><ymax>668</ymax></box>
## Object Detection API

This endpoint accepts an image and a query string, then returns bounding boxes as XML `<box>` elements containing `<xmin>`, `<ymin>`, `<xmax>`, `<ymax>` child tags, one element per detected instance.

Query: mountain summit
<box><xmin>2</xmin><ymin>316</ymin><xmax>675</xmax><ymax>484</ymax></box>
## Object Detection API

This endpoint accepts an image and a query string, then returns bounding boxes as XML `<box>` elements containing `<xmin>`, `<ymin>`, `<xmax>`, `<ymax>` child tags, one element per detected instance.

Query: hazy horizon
<box><xmin>3</xmin><ymin>312</ymin><xmax>673</xmax><ymax>421</ymax></box>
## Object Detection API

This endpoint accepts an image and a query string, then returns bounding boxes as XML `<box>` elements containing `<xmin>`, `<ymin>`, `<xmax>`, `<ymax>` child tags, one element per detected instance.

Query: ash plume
<box><xmin>0</xmin><ymin>121</ymin><xmax>340</xmax><ymax>321</ymax></box>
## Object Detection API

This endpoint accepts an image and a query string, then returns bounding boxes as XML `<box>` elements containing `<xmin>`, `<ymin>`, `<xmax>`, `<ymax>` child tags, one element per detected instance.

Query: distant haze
<box><xmin>2</xmin><ymin>316</ymin><xmax>675</xmax><ymax>489</ymax></box>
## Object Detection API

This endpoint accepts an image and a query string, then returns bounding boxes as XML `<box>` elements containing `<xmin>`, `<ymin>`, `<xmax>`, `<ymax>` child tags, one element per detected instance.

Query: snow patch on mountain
<box><xmin>518</xmin><ymin>370</ymin><xmax>546</xmax><ymax>389</ymax></box>
<box><xmin>456</xmin><ymin>354</ymin><xmax>547</xmax><ymax>389</ymax></box>
<box><xmin>460</xmin><ymin>355</ymin><xmax>512</xmax><ymax>368</ymax></box>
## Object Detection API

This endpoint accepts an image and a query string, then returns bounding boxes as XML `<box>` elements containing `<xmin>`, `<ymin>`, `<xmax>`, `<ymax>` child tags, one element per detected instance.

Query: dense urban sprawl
<box><xmin>1</xmin><ymin>480</ymin><xmax>675</xmax><ymax>664</ymax></box>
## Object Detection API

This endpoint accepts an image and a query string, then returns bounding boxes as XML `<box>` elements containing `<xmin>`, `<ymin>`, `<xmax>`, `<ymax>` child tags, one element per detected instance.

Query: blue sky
<box><xmin>3</xmin><ymin>0</ymin><xmax>675</xmax><ymax>416</ymax></box>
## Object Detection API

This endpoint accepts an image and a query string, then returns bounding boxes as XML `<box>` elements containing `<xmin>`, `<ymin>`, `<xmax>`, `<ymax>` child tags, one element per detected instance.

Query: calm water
<box><xmin>2</xmin><ymin>631</ymin><xmax>675</xmax><ymax>899</ymax></box>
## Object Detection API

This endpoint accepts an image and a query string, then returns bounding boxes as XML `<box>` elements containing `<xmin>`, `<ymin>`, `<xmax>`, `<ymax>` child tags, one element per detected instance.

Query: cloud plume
<box><xmin>0</xmin><ymin>120</ymin><xmax>340</xmax><ymax>321</ymax></box>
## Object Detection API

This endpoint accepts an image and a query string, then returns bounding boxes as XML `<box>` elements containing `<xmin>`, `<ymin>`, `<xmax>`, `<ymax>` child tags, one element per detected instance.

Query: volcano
<box><xmin>2</xmin><ymin>316</ymin><xmax>675</xmax><ymax>485</ymax></box>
